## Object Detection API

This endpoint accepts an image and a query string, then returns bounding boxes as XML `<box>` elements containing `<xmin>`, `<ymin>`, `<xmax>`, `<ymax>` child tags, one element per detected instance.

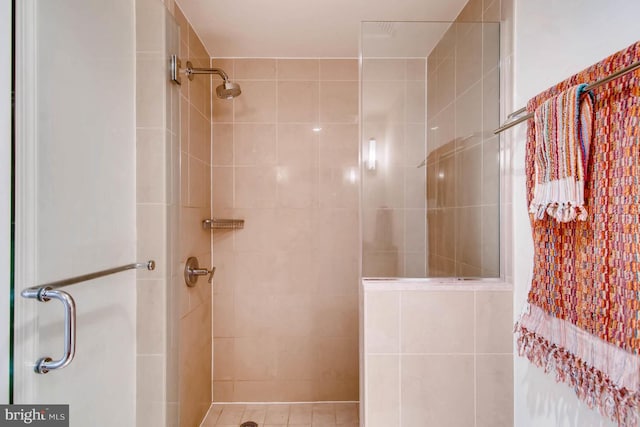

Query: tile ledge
<box><xmin>362</xmin><ymin>278</ymin><xmax>513</xmax><ymax>292</ymax></box>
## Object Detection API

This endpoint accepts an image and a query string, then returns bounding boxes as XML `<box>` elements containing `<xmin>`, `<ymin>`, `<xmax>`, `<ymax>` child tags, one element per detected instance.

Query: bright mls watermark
<box><xmin>0</xmin><ymin>405</ymin><xmax>68</xmax><ymax>426</ymax></box>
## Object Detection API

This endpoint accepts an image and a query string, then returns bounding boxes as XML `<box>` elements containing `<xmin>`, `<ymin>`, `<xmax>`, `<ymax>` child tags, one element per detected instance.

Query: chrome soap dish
<box><xmin>202</xmin><ymin>218</ymin><xmax>245</xmax><ymax>230</ymax></box>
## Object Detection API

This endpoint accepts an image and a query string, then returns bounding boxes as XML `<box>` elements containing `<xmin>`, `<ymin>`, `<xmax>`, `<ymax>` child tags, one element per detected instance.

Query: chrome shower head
<box><xmin>181</xmin><ymin>60</ymin><xmax>242</xmax><ymax>99</ymax></box>
<box><xmin>216</xmin><ymin>81</ymin><xmax>242</xmax><ymax>99</ymax></box>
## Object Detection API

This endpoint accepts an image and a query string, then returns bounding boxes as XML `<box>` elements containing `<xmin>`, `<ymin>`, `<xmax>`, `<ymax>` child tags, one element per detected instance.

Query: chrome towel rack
<box><xmin>494</xmin><ymin>59</ymin><xmax>640</xmax><ymax>134</ymax></box>
<box><xmin>21</xmin><ymin>260</ymin><xmax>156</xmax><ymax>374</ymax></box>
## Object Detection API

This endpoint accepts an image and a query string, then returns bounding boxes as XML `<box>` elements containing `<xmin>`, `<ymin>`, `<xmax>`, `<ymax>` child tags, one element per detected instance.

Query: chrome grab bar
<box><xmin>21</xmin><ymin>260</ymin><xmax>155</xmax><ymax>374</ymax></box>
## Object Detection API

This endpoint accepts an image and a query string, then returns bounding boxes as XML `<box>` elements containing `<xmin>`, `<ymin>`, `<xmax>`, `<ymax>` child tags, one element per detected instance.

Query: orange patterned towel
<box><xmin>515</xmin><ymin>41</ymin><xmax>640</xmax><ymax>426</ymax></box>
<box><xmin>529</xmin><ymin>84</ymin><xmax>594</xmax><ymax>222</ymax></box>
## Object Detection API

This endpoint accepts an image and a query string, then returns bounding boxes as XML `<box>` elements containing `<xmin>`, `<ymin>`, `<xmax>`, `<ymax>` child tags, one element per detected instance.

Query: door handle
<box><xmin>22</xmin><ymin>288</ymin><xmax>76</xmax><ymax>374</ymax></box>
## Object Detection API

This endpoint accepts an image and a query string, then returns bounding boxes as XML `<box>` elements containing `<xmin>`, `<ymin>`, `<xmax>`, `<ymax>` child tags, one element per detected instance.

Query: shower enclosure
<box><xmin>361</xmin><ymin>21</ymin><xmax>501</xmax><ymax>279</ymax></box>
<box><xmin>359</xmin><ymin>20</ymin><xmax>513</xmax><ymax>427</ymax></box>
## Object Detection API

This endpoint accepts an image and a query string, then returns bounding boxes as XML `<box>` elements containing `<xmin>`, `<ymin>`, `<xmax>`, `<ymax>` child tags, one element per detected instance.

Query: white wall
<box><xmin>0</xmin><ymin>0</ymin><xmax>11</xmax><ymax>405</ymax></box>
<box><xmin>513</xmin><ymin>1</ymin><xmax>640</xmax><ymax>426</ymax></box>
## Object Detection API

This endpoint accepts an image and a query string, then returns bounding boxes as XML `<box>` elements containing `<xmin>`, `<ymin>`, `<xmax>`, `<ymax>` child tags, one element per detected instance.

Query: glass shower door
<box><xmin>12</xmin><ymin>0</ymin><xmax>138</xmax><ymax>425</ymax></box>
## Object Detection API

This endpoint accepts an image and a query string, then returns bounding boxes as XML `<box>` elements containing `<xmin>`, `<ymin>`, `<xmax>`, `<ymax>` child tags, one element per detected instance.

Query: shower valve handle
<box><xmin>184</xmin><ymin>257</ymin><xmax>215</xmax><ymax>287</ymax></box>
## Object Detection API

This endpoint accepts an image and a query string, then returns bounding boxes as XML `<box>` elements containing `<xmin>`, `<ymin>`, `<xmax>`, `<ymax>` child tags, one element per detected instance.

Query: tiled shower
<box><xmin>133</xmin><ymin>0</ymin><xmax>513</xmax><ymax>425</ymax></box>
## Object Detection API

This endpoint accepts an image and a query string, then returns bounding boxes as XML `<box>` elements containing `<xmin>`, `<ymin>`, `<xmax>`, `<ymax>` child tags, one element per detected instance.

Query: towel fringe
<box><xmin>515</xmin><ymin>324</ymin><xmax>640</xmax><ymax>426</ymax></box>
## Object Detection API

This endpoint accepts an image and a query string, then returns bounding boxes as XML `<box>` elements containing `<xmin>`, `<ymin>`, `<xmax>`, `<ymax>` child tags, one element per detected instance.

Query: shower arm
<box><xmin>185</xmin><ymin>61</ymin><xmax>229</xmax><ymax>82</ymax></box>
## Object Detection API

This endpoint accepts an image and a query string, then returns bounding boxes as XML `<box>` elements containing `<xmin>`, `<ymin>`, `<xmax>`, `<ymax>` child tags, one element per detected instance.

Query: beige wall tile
<box><xmin>365</xmin><ymin>291</ymin><xmax>400</xmax><ymax>353</ymax></box>
<box><xmin>271</xmin><ymin>294</ymin><xmax>314</xmax><ymax>336</ymax></box>
<box><xmin>179</xmin><ymin>206</ymin><xmax>210</xmax><ymax>260</ymax></box>
<box><xmin>320</xmin><ymin>81</ymin><xmax>358</xmax><ymax>123</ymax></box>
<box><xmin>483</xmin><ymin>0</ymin><xmax>501</xmax><ymax>22</ymax></box>
<box><xmin>318</xmin><ymin>124</ymin><xmax>358</xmax><ymax>168</ymax></box>
<box><xmin>276</xmin><ymin>166</ymin><xmax>318</xmax><ymax>208</ymax></box>
<box><xmin>457</xmin><ymin>0</ymin><xmax>483</xmax><ymax>22</ymax></box>
<box><xmin>212</xmin><ymin>381</ymin><xmax>233</xmax><ymax>402</ymax></box>
<box><xmin>173</xmin><ymin>5</ymin><xmax>188</xmax><ymax>50</ymax></box>
<box><xmin>404</xmin><ymin>209</ymin><xmax>426</xmax><ymax>252</ymax></box>
<box><xmin>401</xmin><ymin>355</ymin><xmax>474</xmax><ymax>427</ymax></box>
<box><xmin>276</xmin><ymin>337</ymin><xmax>314</xmax><ymax>380</ymax></box>
<box><xmin>401</xmin><ymin>291</ymin><xmax>474</xmax><ymax>353</ymax></box>
<box><xmin>277</xmin><ymin>124</ymin><xmax>318</xmax><ymax>167</ymax></box>
<box><xmin>362</xmin><ymin>58</ymin><xmax>406</xmax><ymax>81</ymax></box>
<box><xmin>319</xmin><ymin>59</ymin><xmax>358</xmax><ymax>81</ymax></box>
<box><xmin>362</xmin><ymin>81</ymin><xmax>404</xmax><ymax>123</ymax></box>
<box><xmin>455</xmin><ymin>144</ymin><xmax>483</xmax><ymax>207</ymax></box>
<box><xmin>137</xmin><ymin>53</ymin><xmax>165</xmax><ymax>128</ymax></box>
<box><xmin>137</xmin><ymin>279</ymin><xmax>165</xmax><ymax>354</ymax></box>
<box><xmin>233</xmin><ymin>381</ymin><xmax>277</xmax><ymax>401</ymax></box>
<box><xmin>235</xmin><ymin>166</ymin><xmax>277</xmax><ymax>208</ymax></box>
<box><xmin>187</xmin><ymin>156</ymin><xmax>210</xmax><ymax>208</ymax></box>
<box><xmin>435</xmin><ymin>58</ymin><xmax>455</xmax><ymax>114</ymax></box>
<box><xmin>180</xmin><ymin>95</ymin><xmax>189</xmax><ymax>151</ymax></box>
<box><xmin>455</xmin><ymin>80</ymin><xmax>483</xmax><ymax>149</ymax></box>
<box><xmin>235</xmin><ymin>336</ymin><xmax>278</xmax><ymax>380</ymax></box>
<box><xmin>137</xmin><ymin>354</ymin><xmax>164</xmax><ymax>403</ymax></box>
<box><xmin>482</xmin><ymin>136</ymin><xmax>500</xmax><ymax>205</ymax></box>
<box><xmin>212</xmin><ymin>58</ymin><xmax>234</xmax><ymax>79</ymax></box>
<box><xmin>482</xmin><ymin>205</ymin><xmax>500</xmax><ymax>276</ymax></box>
<box><xmin>278</xmin><ymin>59</ymin><xmax>319</xmax><ymax>80</ymax></box>
<box><xmin>235</xmin><ymin>59</ymin><xmax>276</xmax><ymax>80</ymax></box>
<box><xmin>318</xmin><ymin>167</ymin><xmax>358</xmax><ymax>209</ymax></box>
<box><xmin>476</xmin><ymin>290</ymin><xmax>513</xmax><ymax>353</ymax></box>
<box><xmin>189</xmin><ymin>75</ymin><xmax>211</xmax><ymax>119</ymax></box>
<box><xmin>455</xmin><ymin>23</ymin><xmax>483</xmax><ymax>95</ymax></box>
<box><xmin>456</xmin><ymin>207</ymin><xmax>482</xmax><ymax>269</ymax></box>
<box><xmin>366</xmin><ymin>355</ymin><xmax>400</xmax><ymax>427</ymax></box>
<box><xmin>212</xmin><ymin>167</ymin><xmax>233</xmax><ymax>214</ymax></box>
<box><xmin>405</xmin><ymin>80</ymin><xmax>425</xmax><ymax>123</ymax></box>
<box><xmin>213</xmin><ymin>96</ymin><xmax>234</xmax><ymax>122</ymax></box>
<box><xmin>137</xmin><ymin>204</ymin><xmax>167</xmax><ymax>280</ymax></box>
<box><xmin>213</xmin><ymin>292</ymin><xmax>235</xmax><ymax>337</ymax></box>
<box><xmin>136</xmin><ymin>0</ymin><xmax>164</xmax><ymax>53</ymax></box>
<box><xmin>404</xmin><ymin>167</ymin><xmax>426</xmax><ymax>209</ymax></box>
<box><xmin>405</xmin><ymin>59</ymin><xmax>426</xmax><ymax>81</ymax></box>
<box><xmin>483</xmin><ymin>67</ymin><xmax>500</xmax><ymax>134</ymax></box>
<box><xmin>137</xmin><ymin>129</ymin><xmax>166</xmax><ymax>204</ymax></box>
<box><xmin>188</xmin><ymin>106</ymin><xmax>211</xmax><ymax>163</ymax></box>
<box><xmin>179</xmin><ymin>302</ymin><xmax>212</xmax><ymax>427</ymax></box>
<box><xmin>234</xmin><ymin>81</ymin><xmax>276</xmax><ymax>122</ymax></box>
<box><xmin>278</xmin><ymin>81</ymin><xmax>319</xmax><ymax>123</ymax></box>
<box><xmin>234</xmin><ymin>124</ymin><xmax>276</xmax><ymax>165</ymax></box>
<box><xmin>476</xmin><ymin>355</ymin><xmax>514</xmax><ymax>427</ymax></box>
<box><xmin>212</xmin><ymin>124</ymin><xmax>233</xmax><ymax>166</ymax></box>
<box><xmin>213</xmin><ymin>338</ymin><xmax>234</xmax><ymax>381</ymax></box>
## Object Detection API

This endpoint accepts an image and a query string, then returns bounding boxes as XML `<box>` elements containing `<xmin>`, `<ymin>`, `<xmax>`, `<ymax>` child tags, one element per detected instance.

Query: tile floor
<box><xmin>200</xmin><ymin>402</ymin><xmax>359</xmax><ymax>427</ymax></box>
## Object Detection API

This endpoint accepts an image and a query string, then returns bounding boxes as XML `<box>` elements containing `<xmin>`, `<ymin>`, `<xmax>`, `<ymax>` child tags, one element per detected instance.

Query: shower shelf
<box><xmin>202</xmin><ymin>218</ymin><xmax>245</xmax><ymax>230</ymax></box>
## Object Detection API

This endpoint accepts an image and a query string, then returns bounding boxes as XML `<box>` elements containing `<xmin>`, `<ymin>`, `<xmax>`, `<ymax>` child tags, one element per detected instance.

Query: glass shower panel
<box><xmin>361</xmin><ymin>21</ymin><xmax>500</xmax><ymax>278</ymax></box>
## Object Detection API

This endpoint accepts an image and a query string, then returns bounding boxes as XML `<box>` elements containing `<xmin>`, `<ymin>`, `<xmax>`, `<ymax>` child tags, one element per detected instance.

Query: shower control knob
<box><xmin>184</xmin><ymin>256</ymin><xmax>215</xmax><ymax>287</ymax></box>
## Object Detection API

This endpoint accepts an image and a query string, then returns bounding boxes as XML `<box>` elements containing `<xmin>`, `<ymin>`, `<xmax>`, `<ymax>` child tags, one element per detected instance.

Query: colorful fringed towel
<box><xmin>529</xmin><ymin>83</ymin><xmax>594</xmax><ymax>222</ymax></box>
<box><xmin>515</xmin><ymin>40</ymin><xmax>640</xmax><ymax>426</ymax></box>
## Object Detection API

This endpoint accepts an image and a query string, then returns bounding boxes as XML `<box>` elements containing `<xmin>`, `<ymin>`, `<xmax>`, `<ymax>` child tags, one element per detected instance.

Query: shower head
<box><xmin>216</xmin><ymin>81</ymin><xmax>242</xmax><ymax>99</ymax></box>
<box><xmin>182</xmin><ymin>60</ymin><xmax>242</xmax><ymax>99</ymax></box>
